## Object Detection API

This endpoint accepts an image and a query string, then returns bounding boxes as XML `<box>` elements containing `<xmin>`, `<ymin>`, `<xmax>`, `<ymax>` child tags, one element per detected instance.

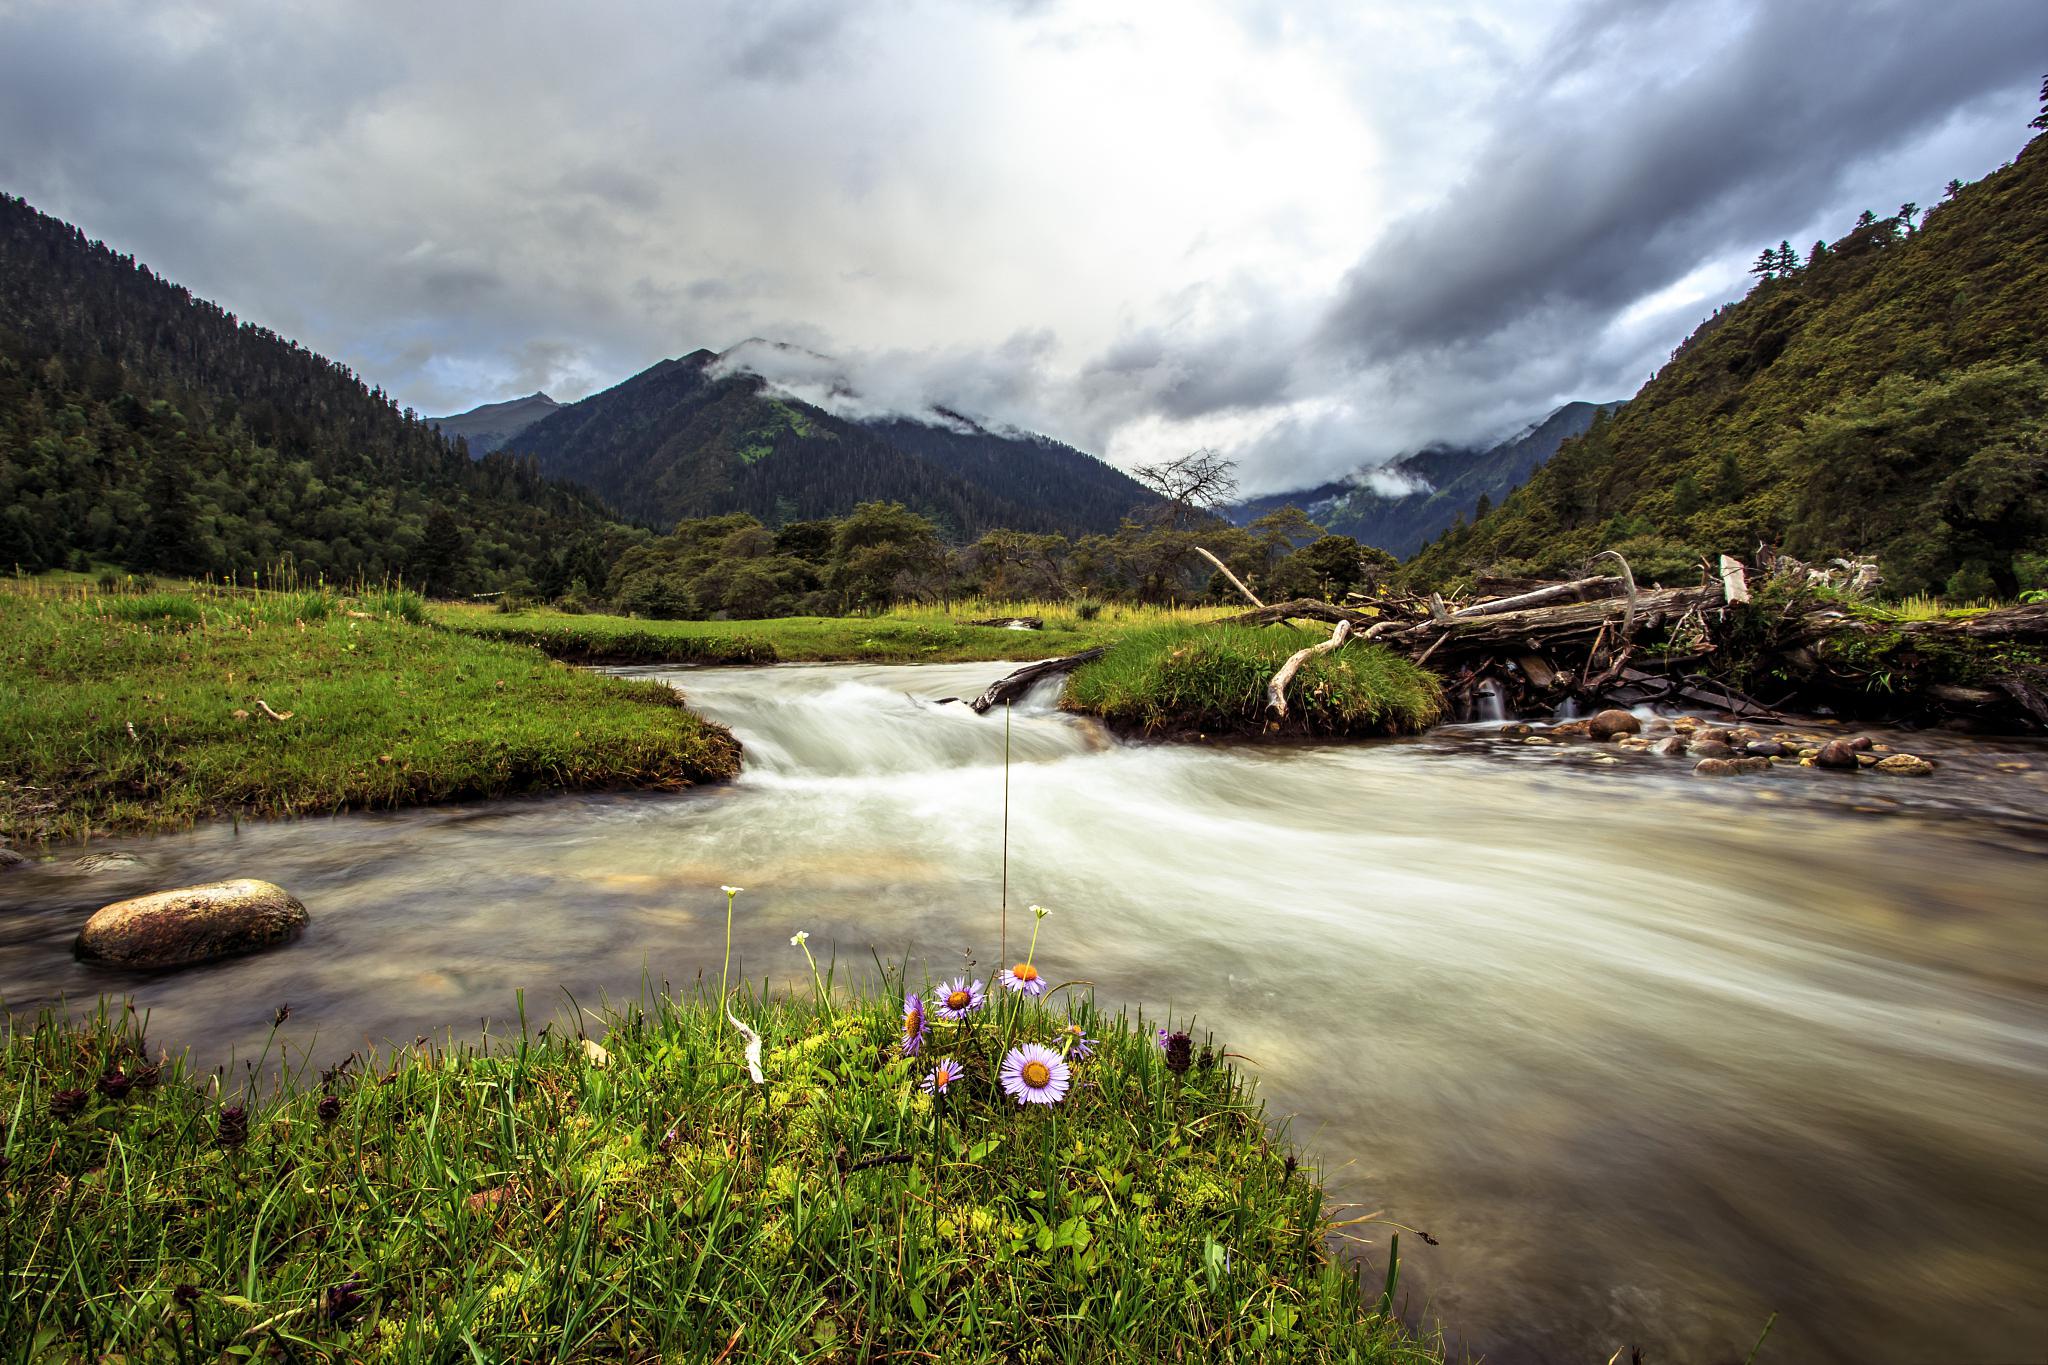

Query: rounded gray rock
<box><xmin>1588</xmin><ymin>709</ymin><xmax>1642</xmax><ymax>740</ymax></box>
<box><xmin>75</xmin><ymin>879</ymin><xmax>307</xmax><ymax>970</ymax></box>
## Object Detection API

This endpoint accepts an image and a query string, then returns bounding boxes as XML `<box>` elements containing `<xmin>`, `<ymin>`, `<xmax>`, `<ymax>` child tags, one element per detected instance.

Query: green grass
<box><xmin>0</xmin><ymin>978</ymin><xmax>1440</xmax><ymax>1362</ymax></box>
<box><xmin>436</xmin><ymin>599</ymin><xmax>1235</xmax><ymax>666</ymax></box>
<box><xmin>1063</xmin><ymin>625</ymin><xmax>1444</xmax><ymax>737</ymax></box>
<box><xmin>0</xmin><ymin>585</ymin><xmax>741</xmax><ymax>844</ymax></box>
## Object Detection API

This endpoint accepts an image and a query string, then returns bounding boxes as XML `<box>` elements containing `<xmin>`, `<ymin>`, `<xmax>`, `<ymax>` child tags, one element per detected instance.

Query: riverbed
<box><xmin>3</xmin><ymin>660</ymin><xmax>2046</xmax><ymax>1363</ymax></box>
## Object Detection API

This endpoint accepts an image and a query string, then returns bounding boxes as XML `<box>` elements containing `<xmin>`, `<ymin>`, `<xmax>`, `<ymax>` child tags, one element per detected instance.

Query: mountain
<box><xmin>0</xmin><ymin>193</ymin><xmax>628</xmax><ymax>591</ymax></box>
<box><xmin>1231</xmin><ymin>401</ymin><xmax>1620</xmax><ymax>556</ymax></box>
<box><xmin>500</xmin><ymin>346</ymin><xmax>1154</xmax><ymax>538</ymax></box>
<box><xmin>1406</xmin><ymin>129</ymin><xmax>2048</xmax><ymax>596</ymax></box>
<box><xmin>428</xmin><ymin>391</ymin><xmax>560</xmax><ymax>454</ymax></box>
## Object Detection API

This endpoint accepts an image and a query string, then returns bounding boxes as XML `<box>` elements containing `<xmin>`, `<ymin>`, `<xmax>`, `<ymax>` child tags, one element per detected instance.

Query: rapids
<box><xmin>3</xmin><ymin>659</ymin><xmax>2046</xmax><ymax>1363</ymax></box>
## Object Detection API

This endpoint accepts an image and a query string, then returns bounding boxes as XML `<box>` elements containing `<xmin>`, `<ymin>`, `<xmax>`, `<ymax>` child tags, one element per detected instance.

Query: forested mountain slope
<box><xmin>503</xmin><ymin>350</ymin><xmax>1154</xmax><ymax>538</ymax></box>
<box><xmin>1407</xmin><ymin>130</ymin><xmax>2048</xmax><ymax>596</ymax></box>
<box><xmin>0</xmin><ymin>194</ymin><xmax>629</xmax><ymax>593</ymax></box>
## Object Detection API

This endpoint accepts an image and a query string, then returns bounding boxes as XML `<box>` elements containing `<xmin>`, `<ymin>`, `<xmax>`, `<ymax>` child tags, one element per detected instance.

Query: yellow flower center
<box><xmin>947</xmin><ymin>990</ymin><xmax>971</xmax><ymax>1009</ymax></box>
<box><xmin>904</xmin><ymin>1008</ymin><xmax>921</xmax><ymax>1033</ymax></box>
<box><xmin>1012</xmin><ymin>964</ymin><xmax>1039</xmax><ymax>982</ymax></box>
<box><xmin>1022</xmin><ymin>1060</ymin><xmax>1051</xmax><ymax>1087</ymax></box>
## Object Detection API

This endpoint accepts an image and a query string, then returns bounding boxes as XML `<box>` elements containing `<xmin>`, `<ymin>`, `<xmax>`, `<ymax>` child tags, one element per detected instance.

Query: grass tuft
<box><xmin>1063</xmin><ymin>624</ymin><xmax>1443</xmax><ymax>737</ymax></box>
<box><xmin>0</xmin><ymin>986</ymin><xmax>1435</xmax><ymax>1362</ymax></box>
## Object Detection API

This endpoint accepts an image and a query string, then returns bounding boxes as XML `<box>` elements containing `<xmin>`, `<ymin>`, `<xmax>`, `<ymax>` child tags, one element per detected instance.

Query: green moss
<box><xmin>1063</xmin><ymin>624</ymin><xmax>1443</xmax><ymax>736</ymax></box>
<box><xmin>0</xmin><ymin>586</ymin><xmax>741</xmax><ymax>843</ymax></box>
<box><xmin>0</xmin><ymin>987</ymin><xmax>1439</xmax><ymax>1362</ymax></box>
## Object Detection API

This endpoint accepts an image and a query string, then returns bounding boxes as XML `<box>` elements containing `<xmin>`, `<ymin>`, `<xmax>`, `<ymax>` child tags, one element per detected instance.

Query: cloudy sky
<box><xmin>3</xmin><ymin>0</ymin><xmax>2043</xmax><ymax>492</ymax></box>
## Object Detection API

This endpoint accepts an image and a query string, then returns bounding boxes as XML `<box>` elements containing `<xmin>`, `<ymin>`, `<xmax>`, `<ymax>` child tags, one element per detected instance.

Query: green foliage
<box><xmin>0</xmin><ymin>585</ymin><xmax>740</xmax><ymax>842</ymax></box>
<box><xmin>1064</xmin><ymin>624</ymin><xmax>1442</xmax><ymax>736</ymax></box>
<box><xmin>0</xmin><ymin>987</ymin><xmax>1434</xmax><ymax>1362</ymax></box>
<box><xmin>0</xmin><ymin>194</ymin><xmax>632</xmax><ymax>592</ymax></box>
<box><xmin>1407</xmin><ymin>135</ymin><xmax>2048</xmax><ymax>594</ymax></box>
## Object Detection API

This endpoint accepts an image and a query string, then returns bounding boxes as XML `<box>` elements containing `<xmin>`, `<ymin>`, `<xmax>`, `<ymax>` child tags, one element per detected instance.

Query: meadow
<box><xmin>433</xmin><ymin>598</ymin><xmax>1236</xmax><ymax>666</ymax></box>
<box><xmin>0</xmin><ymin>581</ymin><xmax>739</xmax><ymax>845</ymax></box>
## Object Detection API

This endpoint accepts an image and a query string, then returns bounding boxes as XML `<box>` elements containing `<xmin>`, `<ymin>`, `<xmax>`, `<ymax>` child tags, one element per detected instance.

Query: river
<box><xmin>3</xmin><ymin>660</ymin><xmax>2046</xmax><ymax>1363</ymax></box>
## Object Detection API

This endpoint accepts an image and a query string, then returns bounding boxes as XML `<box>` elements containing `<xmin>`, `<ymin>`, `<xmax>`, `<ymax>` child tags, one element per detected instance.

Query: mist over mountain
<box><xmin>1231</xmin><ymin>401</ymin><xmax>1620</xmax><ymax>556</ymax></box>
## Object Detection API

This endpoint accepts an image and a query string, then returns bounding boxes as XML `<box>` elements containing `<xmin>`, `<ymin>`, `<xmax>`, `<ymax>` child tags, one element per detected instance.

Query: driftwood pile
<box><xmin>970</xmin><ymin>550</ymin><xmax>2048</xmax><ymax>731</ymax></box>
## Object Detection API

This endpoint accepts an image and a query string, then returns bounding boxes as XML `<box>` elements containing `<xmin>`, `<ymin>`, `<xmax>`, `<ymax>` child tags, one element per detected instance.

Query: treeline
<box><xmin>593</xmin><ymin>502</ymin><xmax>1395</xmax><ymax>618</ymax></box>
<box><xmin>0</xmin><ymin>193</ymin><xmax>630</xmax><ymax>592</ymax></box>
<box><xmin>1406</xmin><ymin>108</ymin><xmax>2048</xmax><ymax>597</ymax></box>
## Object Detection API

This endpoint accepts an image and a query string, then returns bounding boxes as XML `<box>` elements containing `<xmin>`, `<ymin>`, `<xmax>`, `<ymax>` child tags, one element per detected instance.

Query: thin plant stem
<box><xmin>1000</xmin><ymin>700</ymin><xmax>1012</xmax><ymax>966</ymax></box>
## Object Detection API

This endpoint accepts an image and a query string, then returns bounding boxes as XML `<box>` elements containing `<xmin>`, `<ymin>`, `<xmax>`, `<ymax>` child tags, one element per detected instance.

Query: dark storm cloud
<box><xmin>1317</xmin><ymin>0</ymin><xmax>2048</xmax><ymax>368</ymax></box>
<box><xmin>0</xmin><ymin>0</ymin><xmax>2039</xmax><ymax>490</ymax></box>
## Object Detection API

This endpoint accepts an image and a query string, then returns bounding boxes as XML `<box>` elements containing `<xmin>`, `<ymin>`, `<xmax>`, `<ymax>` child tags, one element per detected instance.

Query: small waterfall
<box><xmin>1475</xmin><ymin>678</ymin><xmax>1510</xmax><ymax>722</ymax></box>
<box><xmin>1554</xmin><ymin>696</ymin><xmax>1585</xmax><ymax>720</ymax></box>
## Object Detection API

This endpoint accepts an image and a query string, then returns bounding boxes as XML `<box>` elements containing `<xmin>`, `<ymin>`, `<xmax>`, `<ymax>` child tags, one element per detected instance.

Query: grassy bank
<box><xmin>1064</xmin><ymin>625</ymin><xmax>1444</xmax><ymax>737</ymax></box>
<box><xmin>0</xmin><ymin>979</ymin><xmax>1438</xmax><ymax>1362</ymax></box>
<box><xmin>435</xmin><ymin>599</ymin><xmax>1234</xmax><ymax>666</ymax></box>
<box><xmin>0</xmin><ymin>585</ymin><xmax>740</xmax><ymax>844</ymax></box>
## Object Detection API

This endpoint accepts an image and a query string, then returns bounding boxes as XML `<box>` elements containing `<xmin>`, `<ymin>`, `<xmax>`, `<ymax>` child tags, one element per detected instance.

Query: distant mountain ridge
<box><xmin>428</xmin><ymin>391</ymin><xmax>560</xmax><ymax>454</ymax></box>
<box><xmin>499</xmin><ymin>347</ymin><xmax>1156</xmax><ymax>538</ymax></box>
<box><xmin>1231</xmin><ymin>401</ymin><xmax>1621</xmax><ymax>556</ymax></box>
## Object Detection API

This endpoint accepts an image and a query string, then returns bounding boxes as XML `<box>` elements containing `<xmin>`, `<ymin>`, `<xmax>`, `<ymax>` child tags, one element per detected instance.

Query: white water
<box><xmin>3</xmin><ymin>659</ymin><xmax>2046</xmax><ymax>1362</ymax></box>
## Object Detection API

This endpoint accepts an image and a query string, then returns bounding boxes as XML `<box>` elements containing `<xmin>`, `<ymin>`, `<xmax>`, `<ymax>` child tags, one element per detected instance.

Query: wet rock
<box><xmin>1874</xmin><ymin>754</ymin><xmax>1936</xmax><ymax>777</ymax></box>
<box><xmin>1727</xmin><ymin>727</ymin><xmax>1761</xmax><ymax>743</ymax></box>
<box><xmin>1746</xmin><ymin>741</ymin><xmax>1787</xmax><ymax>758</ymax></box>
<box><xmin>1690</xmin><ymin>740</ymin><xmax>1735</xmax><ymax>761</ymax></box>
<box><xmin>1499</xmin><ymin>722</ymin><xmax>1532</xmax><ymax>738</ymax></box>
<box><xmin>1670</xmin><ymin>716</ymin><xmax>1699</xmax><ymax>732</ymax></box>
<box><xmin>1695</xmin><ymin>756</ymin><xmax>1772</xmax><ymax>778</ymax></box>
<box><xmin>75</xmin><ymin>879</ymin><xmax>307</xmax><ymax>970</ymax></box>
<box><xmin>0</xmin><ymin>846</ymin><xmax>23</xmax><ymax>871</ymax></box>
<box><xmin>1856</xmin><ymin>752</ymin><xmax>1879</xmax><ymax>767</ymax></box>
<box><xmin>1652</xmin><ymin>736</ymin><xmax>1689</xmax><ymax>757</ymax></box>
<box><xmin>1551</xmin><ymin>720</ymin><xmax>1593</xmax><ymax>737</ymax></box>
<box><xmin>1848</xmin><ymin>735</ymin><xmax>1874</xmax><ymax>752</ymax></box>
<box><xmin>1523</xmin><ymin>736</ymin><xmax>1557</xmax><ymax>746</ymax></box>
<box><xmin>1588</xmin><ymin>709</ymin><xmax>1642</xmax><ymax>740</ymax></box>
<box><xmin>1814</xmin><ymin>740</ymin><xmax>1862</xmax><ymax>771</ymax></box>
<box><xmin>67</xmin><ymin>852</ymin><xmax>144</xmax><ymax>875</ymax></box>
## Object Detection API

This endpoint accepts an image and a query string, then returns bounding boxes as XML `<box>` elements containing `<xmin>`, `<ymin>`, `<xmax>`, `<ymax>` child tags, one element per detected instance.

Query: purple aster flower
<box><xmin>999</xmin><ymin>1043</ymin><xmax>1071</xmax><ymax>1106</ymax></box>
<box><xmin>1057</xmin><ymin>1021</ymin><xmax>1097</xmax><ymax>1059</ymax></box>
<box><xmin>932</xmin><ymin>976</ymin><xmax>987</xmax><ymax>1022</ymax></box>
<box><xmin>921</xmin><ymin>1056</ymin><xmax>965</xmax><ymax>1095</ymax></box>
<box><xmin>997</xmin><ymin>962</ymin><xmax>1046</xmax><ymax>997</ymax></box>
<box><xmin>900</xmin><ymin>992</ymin><xmax>928</xmax><ymax>1057</ymax></box>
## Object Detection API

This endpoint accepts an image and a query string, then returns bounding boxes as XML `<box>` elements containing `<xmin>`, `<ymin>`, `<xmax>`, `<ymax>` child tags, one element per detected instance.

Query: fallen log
<box><xmin>1381</xmin><ymin>585</ymin><xmax>1724</xmax><ymax>655</ymax></box>
<box><xmin>1220</xmin><ymin>598</ymin><xmax>1381</xmax><ymax>630</ymax></box>
<box><xmin>968</xmin><ymin>649</ymin><xmax>1107</xmax><ymax>713</ymax></box>
<box><xmin>1267</xmin><ymin>619</ymin><xmax>1352</xmax><ymax>721</ymax></box>
<box><xmin>1451</xmin><ymin>575</ymin><xmax>1621</xmax><ymax>619</ymax></box>
<box><xmin>1196</xmin><ymin>547</ymin><xmax>1263</xmax><ymax>608</ymax></box>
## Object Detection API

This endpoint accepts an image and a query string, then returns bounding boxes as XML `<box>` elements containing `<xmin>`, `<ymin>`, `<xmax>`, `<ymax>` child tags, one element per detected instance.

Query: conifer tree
<box><xmin>2033</xmin><ymin>73</ymin><xmax>2048</xmax><ymax>131</ymax></box>
<box><xmin>1749</xmin><ymin>247</ymin><xmax>1778</xmax><ymax>282</ymax></box>
<box><xmin>1776</xmin><ymin>240</ymin><xmax>1799</xmax><ymax>274</ymax></box>
<box><xmin>1806</xmin><ymin>239</ymin><xmax>1828</xmax><ymax>268</ymax></box>
<box><xmin>1897</xmin><ymin>202</ymin><xmax>1918</xmax><ymax>233</ymax></box>
<box><xmin>1944</xmin><ymin>179</ymin><xmax>1965</xmax><ymax>200</ymax></box>
<box><xmin>1856</xmin><ymin>209</ymin><xmax>1878</xmax><ymax>228</ymax></box>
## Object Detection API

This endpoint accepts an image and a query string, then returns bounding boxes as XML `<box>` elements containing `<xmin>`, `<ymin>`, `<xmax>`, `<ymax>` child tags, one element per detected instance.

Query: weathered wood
<box><xmin>1195</xmin><ymin>547</ymin><xmax>1263</xmax><ymax>608</ymax></box>
<box><xmin>1452</xmin><ymin>575</ymin><xmax>1620</xmax><ymax>619</ymax></box>
<box><xmin>1719</xmin><ymin>555</ymin><xmax>1752</xmax><ymax>605</ymax></box>
<box><xmin>1267</xmin><ymin>619</ymin><xmax>1351</xmax><ymax>721</ymax></box>
<box><xmin>1382</xmin><ymin>585</ymin><xmax>1723</xmax><ymax>654</ymax></box>
<box><xmin>1517</xmin><ymin>654</ymin><xmax>1557</xmax><ymax>689</ymax></box>
<box><xmin>1220</xmin><ymin>599</ymin><xmax>1380</xmax><ymax>630</ymax></box>
<box><xmin>969</xmin><ymin>616</ymin><xmax>1043</xmax><ymax>629</ymax></box>
<box><xmin>968</xmin><ymin>649</ymin><xmax>1107</xmax><ymax>713</ymax></box>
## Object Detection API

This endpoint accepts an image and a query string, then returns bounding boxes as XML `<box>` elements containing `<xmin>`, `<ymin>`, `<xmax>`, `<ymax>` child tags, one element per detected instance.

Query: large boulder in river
<box><xmin>1588</xmin><ymin>709</ymin><xmax>1642</xmax><ymax>740</ymax></box>
<box><xmin>1874</xmin><ymin>754</ymin><xmax>1935</xmax><ymax>776</ymax></box>
<box><xmin>75</xmin><ymin>879</ymin><xmax>307</xmax><ymax>970</ymax></box>
<box><xmin>1814</xmin><ymin>740</ymin><xmax>1862</xmax><ymax>770</ymax></box>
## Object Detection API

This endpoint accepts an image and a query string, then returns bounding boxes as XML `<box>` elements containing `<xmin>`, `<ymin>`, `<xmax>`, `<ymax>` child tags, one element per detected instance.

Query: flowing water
<box><xmin>4</xmin><ymin>660</ymin><xmax>2047</xmax><ymax>1363</ymax></box>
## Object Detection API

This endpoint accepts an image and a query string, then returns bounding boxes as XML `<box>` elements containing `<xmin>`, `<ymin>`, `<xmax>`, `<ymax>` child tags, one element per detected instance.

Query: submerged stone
<box><xmin>75</xmin><ymin>878</ymin><xmax>307</xmax><ymax>970</ymax></box>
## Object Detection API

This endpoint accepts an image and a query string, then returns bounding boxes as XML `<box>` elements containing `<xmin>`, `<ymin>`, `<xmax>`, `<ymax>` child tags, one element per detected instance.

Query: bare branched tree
<box><xmin>1132</xmin><ymin>448</ymin><xmax>1238</xmax><ymax>529</ymax></box>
